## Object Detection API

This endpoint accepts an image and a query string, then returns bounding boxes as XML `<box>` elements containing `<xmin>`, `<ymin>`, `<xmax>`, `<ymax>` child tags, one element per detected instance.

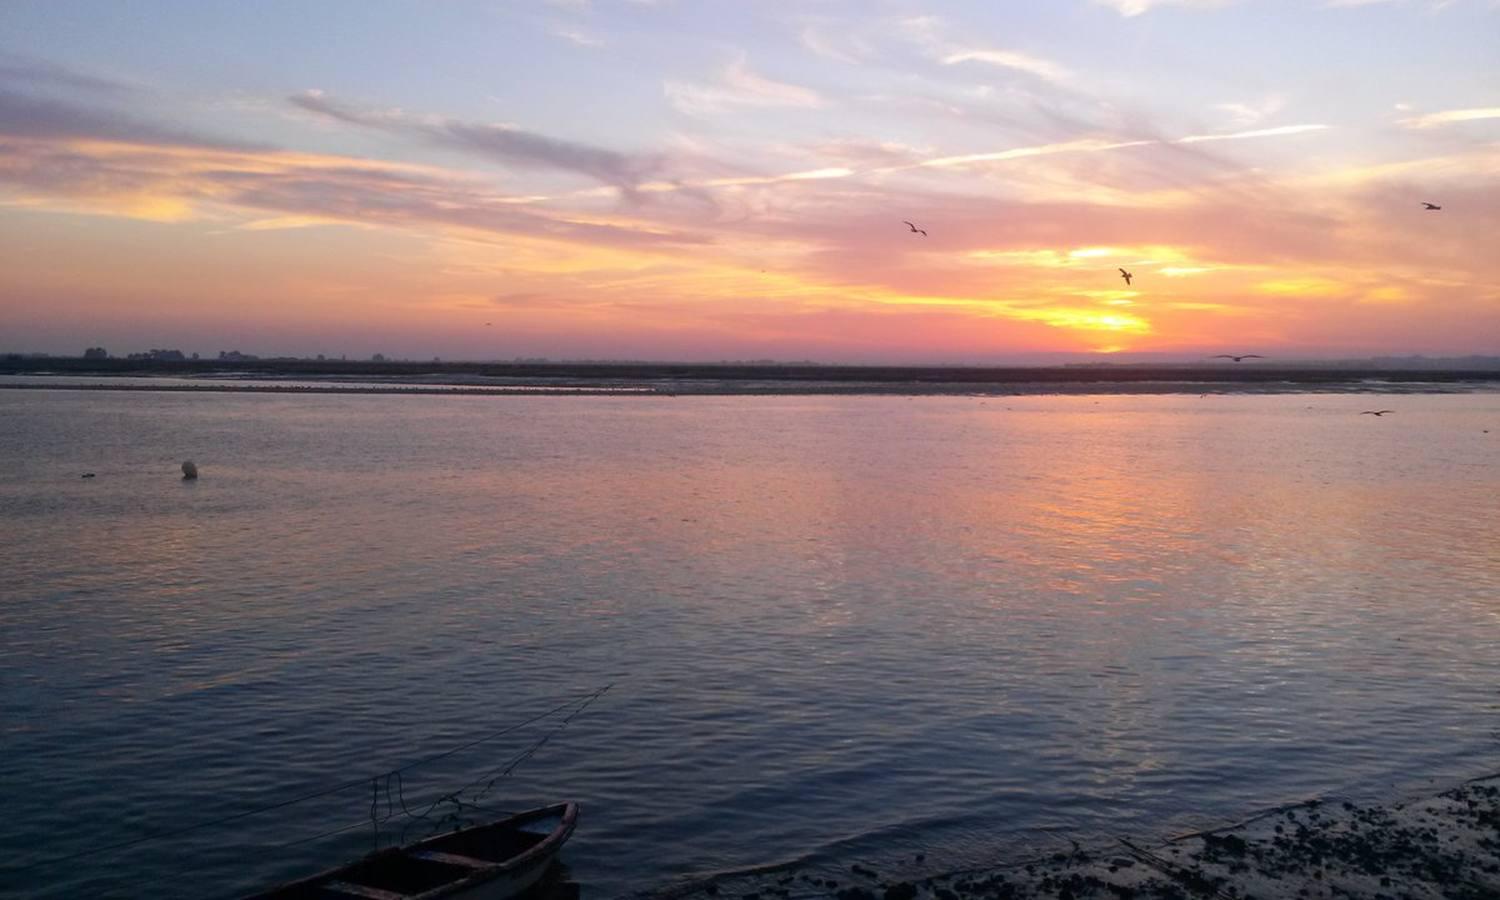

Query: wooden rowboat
<box><xmin>248</xmin><ymin>802</ymin><xmax>578</xmax><ymax>900</ymax></box>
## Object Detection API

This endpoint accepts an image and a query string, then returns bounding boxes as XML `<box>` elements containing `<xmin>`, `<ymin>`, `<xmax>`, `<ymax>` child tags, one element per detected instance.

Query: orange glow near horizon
<box><xmin>2</xmin><ymin>7</ymin><xmax>1498</xmax><ymax>362</ymax></box>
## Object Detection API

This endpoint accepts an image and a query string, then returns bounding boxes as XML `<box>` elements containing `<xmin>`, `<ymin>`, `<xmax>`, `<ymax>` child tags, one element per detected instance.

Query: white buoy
<box><xmin>181</xmin><ymin>460</ymin><xmax>198</xmax><ymax>480</ymax></box>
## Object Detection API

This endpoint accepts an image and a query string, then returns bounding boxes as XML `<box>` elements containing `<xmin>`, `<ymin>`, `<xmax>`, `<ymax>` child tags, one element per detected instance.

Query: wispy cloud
<box><xmin>648</xmin><ymin>167</ymin><xmax>854</xmax><ymax>191</ymax></box>
<box><xmin>1214</xmin><ymin>94</ymin><xmax>1287</xmax><ymax>128</ymax></box>
<box><xmin>0</xmin><ymin>55</ymin><xmax>134</xmax><ymax>96</ymax></box>
<box><xmin>664</xmin><ymin>56</ymin><xmax>824</xmax><ymax>115</ymax></box>
<box><xmin>797</xmin><ymin>25</ymin><xmax>870</xmax><ymax>64</ymax></box>
<box><xmin>0</xmin><ymin>134</ymin><xmax>703</xmax><ymax>248</ymax></box>
<box><xmin>893</xmin><ymin>16</ymin><xmax>1071</xmax><ymax>85</ymax></box>
<box><xmin>550</xmin><ymin>26</ymin><xmax>605</xmax><ymax>47</ymax></box>
<box><xmin>942</xmin><ymin>50</ymin><xmax>1070</xmax><ymax>83</ymax></box>
<box><xmin>290</xmin><ymin>90</ymin><xmax>656</xmax><ymax>191</ymax></box>
<box><xmin>1176</xmin><ymin>123</ymin><xmax>1329</xmax><ymax>143</ymax></box>
<box><xmin>1326</xmin><ymin>0</ymin><xmax>1498</xmax><ymax>8</ymax></box>
<box><xmin>0</xmin><ymin>87</ymin><xmax>259</xmax><ymax>150</ymax></box>
<box><xmin>0</xmin><ymin>79</ymin><xmax>705</xmax><ymax>251</ymax></box>
<box><xmin>1103</xmin><ymin>0</ymin><xmax>1487</xmax><ymax>11</ymax></box>
<box><xmin>904</xmin><ymin>124</ymin><xmax>1328</xmax><ymax>171</ymax></box>
<box><xmin>1093</xmin><ymin>0</ymin><xmax>1231</xmax><ymax>16</ymax></box>
<box><xmin>917</xmin><ymin>138</ymin><xmax>1155</xmax><ymax>170</ymax></box>
<box><xmin>1398</xmin><ymin>107</ymin><xmax>1500</xmax><ymax>128</ymax></box>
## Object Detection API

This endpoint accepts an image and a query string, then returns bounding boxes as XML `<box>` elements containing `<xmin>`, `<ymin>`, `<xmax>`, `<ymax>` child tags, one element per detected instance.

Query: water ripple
<box><xmin>1</xmin><ymin>392</ymin><xmax>1497</xmax><ymax>899</ymax></box>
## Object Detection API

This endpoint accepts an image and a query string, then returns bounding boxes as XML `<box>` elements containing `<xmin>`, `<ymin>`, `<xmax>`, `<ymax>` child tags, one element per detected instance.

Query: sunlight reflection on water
<box><xmin>1</xmin><ymin>392</ymin><xmax>1497</xmax><ymax>898</ymax></box>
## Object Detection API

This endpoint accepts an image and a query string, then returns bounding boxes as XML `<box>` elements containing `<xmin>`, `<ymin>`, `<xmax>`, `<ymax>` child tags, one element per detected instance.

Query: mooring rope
<box><xmin>470</xmin><ymin>682</ymin><xmax>612</xmax><ymax>802</ymax></box>
<box><xmin>6</xmin><ymin>685</ymin><xmax>613</xmax><ymax>875</ymax></box>
<box><xmin>386</xmin><ymin>683</ymin><xmax>614</xmax><ymax>845</ymax></box>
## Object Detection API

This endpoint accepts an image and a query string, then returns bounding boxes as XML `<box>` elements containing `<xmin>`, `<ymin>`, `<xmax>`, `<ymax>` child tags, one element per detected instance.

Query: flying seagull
<box><xmin>1211</xmin><ymin>354</ymin><xmax>1264</xmax><ymax>362</ymax></box>
<box><xmin>1422</xmin><ymin>202</ymin><xmax>1441</xmax><ymax>211</ymax></box>
<box><xmin>1119</xmin><ymin>268</ymin><xmax>1133</xmax><ymax>286</ymax></box>
<box><xmin>903</xmin><ymin>221</ymin><xmax>927</xmax><ymax>236</ymax></box>
<box><xmin>1361</xmin><ymin>410</ymin><xmax>1395</xmax><ymax>416</ymax></box>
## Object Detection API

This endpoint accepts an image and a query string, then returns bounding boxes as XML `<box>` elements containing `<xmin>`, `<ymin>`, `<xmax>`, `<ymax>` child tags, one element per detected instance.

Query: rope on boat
<box><xmin>5</xmin><ymin>684</ymin><xmax>615</xmax><ymax>875</ymax></box>
<box><xmin>471</xmin><ymin>682</ymin><xmax>613</xmax><ymax>802</ymax></box>
<box><xmin>369</xmin><ymin>683</ymin><xmax>613</xmax><ymax>848</ymax></box>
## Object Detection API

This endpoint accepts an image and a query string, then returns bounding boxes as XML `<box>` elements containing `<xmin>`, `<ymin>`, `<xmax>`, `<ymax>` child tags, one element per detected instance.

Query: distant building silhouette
<box><xmin>83</xmin><ymin>347</ymin><xmax>108</xmax><ymax>360</ymax></box>
<box><xmin>371</xmin><ymin>353</ymin><xmax>386</xmax><ymax>362</ymax></box>
<box><xmin>218</xmin><ymin>350</ymin><xmax>259</xmax><ymax>362</ymax></box>
<box><xmin>127</xmin><ymin>348</ymin><xmax>186</xmax><ymax>361</ymax></box>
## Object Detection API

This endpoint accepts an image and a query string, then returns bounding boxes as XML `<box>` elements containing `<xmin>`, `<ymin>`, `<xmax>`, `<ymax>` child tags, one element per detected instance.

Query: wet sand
<box><xmin>653</xmin><ymin>775</ymin><xmax>1500</xmax><ymax>900</ymax></box>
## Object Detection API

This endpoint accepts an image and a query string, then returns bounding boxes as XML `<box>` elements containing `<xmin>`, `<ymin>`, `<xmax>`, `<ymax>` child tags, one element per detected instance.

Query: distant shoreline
<box><xmin>5</xmin><ymin>359</ymin><xmax>1500</xmax><ymax>386</ymax></box>
<box><xmin>3</xmin><ymin>376</ymin><xmax>1499</xmax><ymax>397</ymax></box>
<box><xmin>0</xmin><ymin>382</ymin><xmax>651</xmax><ymax>397</ymax></box>
<box><xmin>5</xmin><ymin>360</ymin><xmax>1500</xmax><ymax>398</ymax></box>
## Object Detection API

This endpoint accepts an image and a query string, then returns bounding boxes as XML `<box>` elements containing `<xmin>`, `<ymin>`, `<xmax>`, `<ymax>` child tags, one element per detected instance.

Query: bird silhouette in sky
<box><xmin>1211</xmin><ymin>354</ymin><xmax>1265</xmax><ymax>362</ymax></box>
<box><xmin>1361</xmin><ymin>410</ymin><xmax>1395</xmax><ymax>416</ymax></box>
<box><xmin>484</xmin><ymin>322</ymin><xmax>493</xmax><ymax>327</ymax></box>
<box><xmin>1422</xmin><ymin>202</ymin><xmax>1442</xmax><ymax>211</ymax></box>
<box><xmin>903</xmin><ymin>221</ymin><xmax>927</xmax><ymax>236</ymax></box>
<box><xmin>1119</xmin><ymin>268</ymin><xmax>1133</xmax><ymax>286</ymax></box>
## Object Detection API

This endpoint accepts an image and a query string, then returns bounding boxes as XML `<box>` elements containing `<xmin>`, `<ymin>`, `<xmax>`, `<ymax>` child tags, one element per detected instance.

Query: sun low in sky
<box><xmin>0</xmin><ymin>0</ymin><xmax>1496</xmax><ymax>363</ymax></box>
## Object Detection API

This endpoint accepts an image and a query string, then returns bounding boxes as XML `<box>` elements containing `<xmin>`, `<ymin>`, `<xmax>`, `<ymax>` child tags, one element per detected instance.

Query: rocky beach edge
<box><xmin>641</xmin><ymin>773</ymin><xmax>1500</xmax><ymax>900</ymax></box>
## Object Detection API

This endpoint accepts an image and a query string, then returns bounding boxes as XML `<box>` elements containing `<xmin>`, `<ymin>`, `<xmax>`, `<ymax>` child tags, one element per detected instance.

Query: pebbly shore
<box><xmin>651</xmin><ymin>775</ymin><xmax>1500</xmax><ymax>900</ymax></box>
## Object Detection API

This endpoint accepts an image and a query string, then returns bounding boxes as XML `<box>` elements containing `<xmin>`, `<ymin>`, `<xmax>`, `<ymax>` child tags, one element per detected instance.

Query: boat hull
<box><xmin>247</xmin><ymin>802</ymin><xmax>578</xmax><ymax>900</ymax></box>
<box><xmin>444</xmin><ymin>853</ymin><xmax>554</xmax><ymax>900</ymax></box>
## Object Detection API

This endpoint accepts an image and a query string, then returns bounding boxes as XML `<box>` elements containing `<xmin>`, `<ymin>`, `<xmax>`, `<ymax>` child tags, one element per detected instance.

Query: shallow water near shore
<box><xmin>2</xmin><ymin>391</ymin><xmax>1498</xmax><ymax>899</ymax></box>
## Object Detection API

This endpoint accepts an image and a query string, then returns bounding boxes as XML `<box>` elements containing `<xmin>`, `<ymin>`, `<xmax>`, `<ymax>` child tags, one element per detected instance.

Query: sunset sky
<box><xmin>1</xmin><ymin>0</ymin><xmax>1497</xmax><ymax>362</ymax></box>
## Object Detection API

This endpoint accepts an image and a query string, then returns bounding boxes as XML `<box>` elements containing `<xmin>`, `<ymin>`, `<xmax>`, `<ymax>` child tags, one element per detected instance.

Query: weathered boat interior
<box><xmin>253</xmin><ymin>811</ymin><xmax>567</xmax><ymax>899</ymax></box>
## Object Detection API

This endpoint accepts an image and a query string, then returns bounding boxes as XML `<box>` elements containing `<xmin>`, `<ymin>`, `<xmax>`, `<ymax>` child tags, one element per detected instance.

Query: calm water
<box><xmin>2</xmin><ymin>390</ymin><xmax>1498</xmax><ymax>899</ymax></box>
